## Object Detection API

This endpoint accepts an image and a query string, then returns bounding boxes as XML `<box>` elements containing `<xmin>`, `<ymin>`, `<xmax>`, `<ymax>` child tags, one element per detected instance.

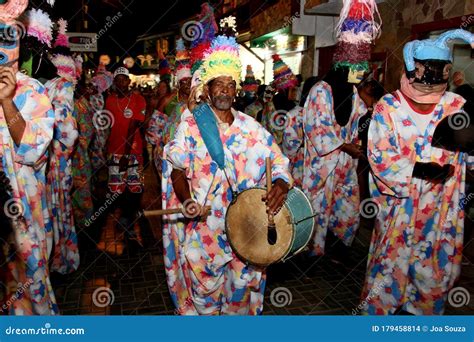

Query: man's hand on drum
<box><xmin>262</xmin><ymin>178</ymin><xmax>290</xmax><ymax>215</ymax></box>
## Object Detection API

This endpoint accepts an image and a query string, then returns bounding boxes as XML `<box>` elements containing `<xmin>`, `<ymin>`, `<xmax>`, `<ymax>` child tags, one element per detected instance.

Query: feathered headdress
<box><xmin>53</xmin><ymin>19</ymin><xmax>69</xmax><ymax>50</ymax></box>
<box><xmin>74</xmin><ymin>54</ymin><xmax>83</xmax><ymax>79</ymax></box>
<box><xmin>49</xmin><ymin>18</ymin><xmax>78</xmax><ymax>83</ymax></box>
<box><xmin>189</xmin><ymin>2</ymin><xmax>218</xmax><ymax>74</ymax></box>
<box><xmin>200</xmin><ymin>15</ymin><xmax>241</xmax><ymax>85</ymax></box>
<box><xmin>333</xmin><ymin>0</ymin><xmax>381</xmax><ymax>72</ymax></box>
<box><xmin>24</xmin><ymin>8</ymin><xmax>53</xmax><ymax>48</ymax></box>
<box><xmin>91</xmin><ymin>58</ymin><xmax>113</xmax><ymax>93</ymax></box>
<box><xmin>20</xmin><ymin>2</ymin><xmax>55</xmax><ymax>76</ymax></box>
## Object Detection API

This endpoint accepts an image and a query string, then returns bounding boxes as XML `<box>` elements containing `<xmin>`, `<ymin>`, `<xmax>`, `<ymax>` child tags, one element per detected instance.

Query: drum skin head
<box><xmin>225</xmin><ymin>188</ymin><xmax>293</xmax><ymax>266</ymax></box>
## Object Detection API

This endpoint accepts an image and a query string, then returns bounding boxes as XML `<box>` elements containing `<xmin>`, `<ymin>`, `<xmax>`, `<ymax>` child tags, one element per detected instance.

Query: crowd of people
<box><xmin>1</xmin><ymin>0</ymin><xmax>474</xmax><ymax>317</ymax></box>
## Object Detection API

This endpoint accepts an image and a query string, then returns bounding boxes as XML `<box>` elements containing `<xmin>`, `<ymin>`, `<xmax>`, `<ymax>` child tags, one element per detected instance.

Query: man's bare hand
<box><xmin>187</xmin><ymin>86</ymin><xmax>206</xmax><ymax>112</ymax></box>
<box><xmin>0</xmin><ymin>67</ymin><xmax>17</xmax><ymax>103</ymax></box>
<box><xmin>262</xmin><ymin>178</ymin><xmax>289</xmax><ymax>215</ymax></box>
<box><xmin>341</xmin><ymin>143</ymin><xmax>365</xmax><ymax>159</ymax></box>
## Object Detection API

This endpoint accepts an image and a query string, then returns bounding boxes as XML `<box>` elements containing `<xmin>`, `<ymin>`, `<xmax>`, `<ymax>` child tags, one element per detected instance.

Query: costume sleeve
<box><xmin>467</xmin><ymin>155</ymin><xmax>474</xmax><ymax>171</ymax></box>
<box><xmin>146</xmin><ymin>112</ymin><xmax>168</xmax><ymax>152</ymax></box>
<box><xmin>303</xmin><ymin>83</ymin><xmax>344</xmax><ymax>156</ymax></box>
<box><xmin>282</xmin><ymin>108</ymin><xmax>303</xmax><ymax>159</ymax></box>
<box><xmin>367</xmin><ymin>100</ymin><xmax>414</xmax><ymax>198</ymax></box>
<box><xmin>146</xmin><ymin>112</ymin><xmax>159</xmax><ymax>146</ymax></box>
<box><xmin>14</xmin><ymin>84</ymin><xmax>54</xmax><ymax>167</ymax></box>
<box><xmin>166</xmin><ymin>119</ymin><xmax>192</xmax><ymax>171</ymax></box>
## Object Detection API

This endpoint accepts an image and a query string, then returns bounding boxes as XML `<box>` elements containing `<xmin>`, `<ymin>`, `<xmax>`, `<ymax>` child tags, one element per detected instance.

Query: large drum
<box><xmin>225</xmin><ymin>187</ymin><xmax>315</xmax><ymax>267</ymax></box>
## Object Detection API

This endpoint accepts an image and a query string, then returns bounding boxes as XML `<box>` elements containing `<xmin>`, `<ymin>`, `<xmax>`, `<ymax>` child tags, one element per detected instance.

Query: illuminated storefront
<box><xmin>240</xmin><ymin>27</ymin><xmax>306</xmax><ymax>85</ymax></box>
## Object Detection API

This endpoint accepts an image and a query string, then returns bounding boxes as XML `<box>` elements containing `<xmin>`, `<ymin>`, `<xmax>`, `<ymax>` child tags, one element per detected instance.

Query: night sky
<box><xmin>52</xmin><ymin>0</ymin><xmax>217</xmax><ymax>58</ymax></box>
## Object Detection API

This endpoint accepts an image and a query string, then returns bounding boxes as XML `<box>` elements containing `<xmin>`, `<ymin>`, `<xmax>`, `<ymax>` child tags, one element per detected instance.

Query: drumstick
<box><xmin>266</xmin><ymin>157</ymin><xmax>277</xmax><ymax>245</ymax></box>
<box><xmin>146</xmin><ymin>206</ymin><xmax>211</xmax><ymax>216</ymax></box>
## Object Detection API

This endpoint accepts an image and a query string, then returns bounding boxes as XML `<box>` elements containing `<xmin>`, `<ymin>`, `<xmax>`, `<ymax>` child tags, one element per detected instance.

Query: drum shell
<box><xmin>285</xmin><ymin>187</ymin><xmax>315</xmax><ymax>257</ymax></box>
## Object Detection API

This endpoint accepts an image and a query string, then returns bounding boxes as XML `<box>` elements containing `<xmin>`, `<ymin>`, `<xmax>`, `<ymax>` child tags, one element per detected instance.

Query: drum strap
<box><xmin>192</xmin><ymin>103</ymin><xmax>226</xmax><ymax>169</ymax></box>
<box><xmin>192</xmin><ymin>102</ymin><xmax>237</xmax><ymax>196</ymax></box>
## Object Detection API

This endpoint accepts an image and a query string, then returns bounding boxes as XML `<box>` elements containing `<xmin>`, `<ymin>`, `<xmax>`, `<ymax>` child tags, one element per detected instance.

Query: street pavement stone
<box><xmin>51</xmin><ymin>164</ymin><xmax>474</xmax><ymax>315</ymax></box>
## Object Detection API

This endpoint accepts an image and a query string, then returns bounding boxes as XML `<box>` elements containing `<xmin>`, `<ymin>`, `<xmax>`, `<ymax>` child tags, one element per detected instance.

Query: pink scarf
<box><xmin>400</xmin><ymin>73</ymin><xmax>447</xmax><ymax>104</ymax></box>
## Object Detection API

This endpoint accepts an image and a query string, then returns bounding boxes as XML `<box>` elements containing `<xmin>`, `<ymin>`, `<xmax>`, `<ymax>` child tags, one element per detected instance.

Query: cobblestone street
<box><xmin>51</xmin><ymin>165</ymin><xmax>474</xmax><ymax>316</ymax></box>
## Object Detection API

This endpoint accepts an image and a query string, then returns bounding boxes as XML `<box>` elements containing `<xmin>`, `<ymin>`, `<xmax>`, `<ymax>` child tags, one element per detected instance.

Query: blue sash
<box><xmin>192</xmin><ymin>103</ymin><xmax>226</xmax><ymax>170</ymax></box>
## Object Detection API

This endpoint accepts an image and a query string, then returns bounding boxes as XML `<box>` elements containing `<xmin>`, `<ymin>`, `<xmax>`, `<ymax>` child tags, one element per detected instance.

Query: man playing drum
<box><xmin>161</xmin><ymin>18</ymin><xmax>291</xmax><ymax>315</ymax></box>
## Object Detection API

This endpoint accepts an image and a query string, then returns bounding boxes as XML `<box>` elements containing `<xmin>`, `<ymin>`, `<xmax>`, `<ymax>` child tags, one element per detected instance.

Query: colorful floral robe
<box><xmin>71</xmin><ymin>96</ymin><xmax>95</xmax><ymax>230</ymax></box>
<box><xmin>261</xmin><ymin>101</ymin><xmax>283</xmax><ymax>146</ymax></box>
<box><xmin>89</xmin><ymin>93</ymin><xmax>109</xmax><ymax>171</ymax></box>
<box><xmin>362</xmin><ymin>91</ymin><xmax>470</xmax><ymax>315</ymax></box>
<box><xmin>282</xmin><ymin>105</ymin><xmax>304</xmax><ymax>186</ymax></box>
<box><xmin>2</xmin><ymin>72</ymin><xmax>57</xmax><ymax>315</ymax></box>
<box><xmin>146</xmin><ymin>109</ymin><xmax>169</xmax><ymax>172</ymax></box>
<box><xmin>244</xmin><ymin>100</ymin><xmax>263</xmax><ymax>120</ymax></box>
<box><xmin>162</xmin><ymin>109</ymin><xmax>291</xmax><ymax>315</ymax></box>
<box><xmin>165</xmin><ymin>101</ymin><xmax>187</xmax><ymax>144</ymax></box>
<box><xmin>45</xmin><ymin>77</ymin><xmax>79</xmax><ymax>275</ymax></box>
<box><xmin>302</xmin><ymin>81</ymin><xmax>366</xmax><ymax>255</ymax></box>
